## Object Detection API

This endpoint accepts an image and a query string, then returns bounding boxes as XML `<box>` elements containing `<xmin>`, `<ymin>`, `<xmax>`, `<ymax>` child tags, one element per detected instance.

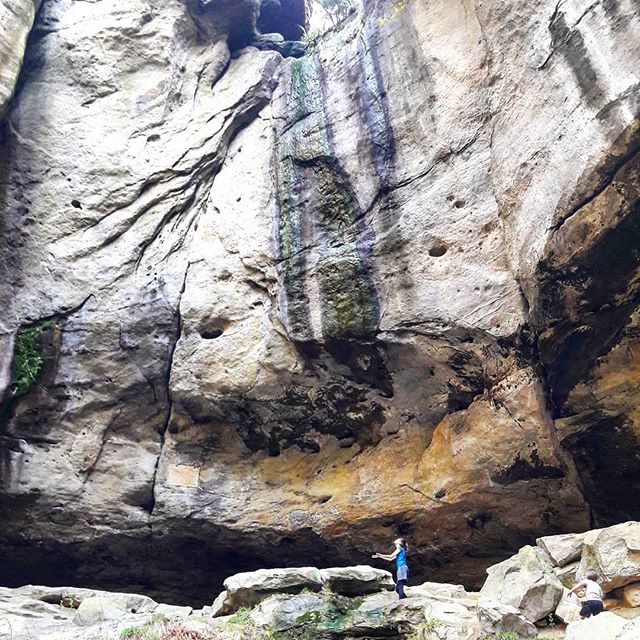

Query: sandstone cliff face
<box><xmin>0</xmin><ymin>0</ymin><xmax>41</xmax><ymax>115</ymax></box>
<box><xmin>0</xmin><ymin>0</ymin><xmax>638</xmax><ymax>605</ymax></box>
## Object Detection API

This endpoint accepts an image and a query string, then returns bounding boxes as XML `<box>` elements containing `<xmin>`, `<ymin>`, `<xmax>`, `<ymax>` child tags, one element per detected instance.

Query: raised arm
<box><xmin>568</xmin><ymin>580</ymin><xmax>586</xmax><ymax>596</ymax></box>
<box><xmin>372</xmin><ymin>549</ymin><xmax>400</xmax><ymax>562</ymax></box>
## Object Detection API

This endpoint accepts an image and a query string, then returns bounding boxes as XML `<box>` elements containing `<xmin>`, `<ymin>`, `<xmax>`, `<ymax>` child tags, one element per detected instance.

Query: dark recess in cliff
<box><xmin>258</xmin><ymin>0</ymin><xmax>306</xmax><ymax>40</ymax></box>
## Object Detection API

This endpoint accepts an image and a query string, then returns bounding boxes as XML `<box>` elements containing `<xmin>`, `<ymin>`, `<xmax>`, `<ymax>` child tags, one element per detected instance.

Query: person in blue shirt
<box><xmin>372</xmin><ymin>537</ymin><xmax>409</xmax><ymax>599</ymax></box>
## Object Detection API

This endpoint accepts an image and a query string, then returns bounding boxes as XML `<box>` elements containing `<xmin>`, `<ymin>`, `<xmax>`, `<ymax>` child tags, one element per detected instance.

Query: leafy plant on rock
<box><xmin>60</xmin><ymin>592</ymin><xmax>81</xmax><ymax>609</ymax></box>
<box><xmin>12</xmin><ymin>320</ymin><xmax>51</xmax><ymax>396</ymax></box>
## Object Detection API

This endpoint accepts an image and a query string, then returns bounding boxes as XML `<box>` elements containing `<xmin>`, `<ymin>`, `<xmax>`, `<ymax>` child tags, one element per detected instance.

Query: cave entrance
<box><xmin>258</xmin><ymin>0</ymin><xmax>306</xmax><ymax>41</ymax></box>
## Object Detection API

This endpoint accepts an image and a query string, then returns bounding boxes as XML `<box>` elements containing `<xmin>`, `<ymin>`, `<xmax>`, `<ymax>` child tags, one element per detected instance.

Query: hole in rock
<box><xmin>428</xmin><ymin>242</ymin><xmax>448</xmax><ymax>257</ymax></box>
<box><xmin>199</xmin><ymin>318</ymin><xmax>229</xmax><ymax>340</ymax></box>
<box><xmin>257</xmin><ymin>0</ymin><xmax>306</xmax><ymax>40</ymax></box>
<box><xmin>70</xmin><ymin>200</ymin><xmax>82</xmax><ymax>209</ymax></box>
<box><xmin>199</xmin><ymin>328</ymin><xmax>224</xmax><ymax>340</ymax></box>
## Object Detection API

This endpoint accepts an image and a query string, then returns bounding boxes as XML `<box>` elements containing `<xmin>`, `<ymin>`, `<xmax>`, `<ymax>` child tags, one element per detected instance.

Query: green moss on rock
<box><xmin>12</xmin><ymin>320</ymin><xmax>52</xmax><ymax>396</ymax></box>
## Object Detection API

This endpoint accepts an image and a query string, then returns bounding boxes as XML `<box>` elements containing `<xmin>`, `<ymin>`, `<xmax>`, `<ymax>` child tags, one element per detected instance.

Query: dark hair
<box><xmin>585</xmin><ymin>570</ymin><xmax>599</xmax><ymax>582</ymax></box>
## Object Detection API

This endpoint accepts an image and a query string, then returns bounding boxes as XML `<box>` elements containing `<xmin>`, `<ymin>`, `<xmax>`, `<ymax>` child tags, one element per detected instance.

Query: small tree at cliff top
<box><xmin>308</xmin><ymin>0</ymin><xmax>355</xmax><ymax>27</ymax></box>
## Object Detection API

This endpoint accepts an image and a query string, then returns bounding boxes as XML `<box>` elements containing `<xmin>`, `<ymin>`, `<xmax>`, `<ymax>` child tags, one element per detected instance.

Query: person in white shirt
<box><xmin>568</xmin><ymin>570</ymin><xmax>604</xmax><ymax>618</ymax></box>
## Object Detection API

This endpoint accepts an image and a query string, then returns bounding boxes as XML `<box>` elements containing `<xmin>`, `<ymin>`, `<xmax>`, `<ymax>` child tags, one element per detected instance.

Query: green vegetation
<box><xmin>227</xmin><ymin>606</ymin><xmax>253</xmax><ymax>626</ymax></box>
<box><xmin>120</xmin><ymin>625</ymin><xmax>156</xmax><ymax>640</ymax></box>
<box><xmin>60</xmin><ymin>592</ymin><xmax>80</xmax><ymax>609</ymax></box>
<box><xmin>290</xmin><ymin>58</ymin><xmax>307</xmax><ymax>103</ymax></box>
<box><xmin>12</xmin><ymin>320</ymin><xmax>51</xmax><ymax>396</ymax></box>
<box><xmin>480</xmin><ymin>633</ymin><xmax>520</xmax><ymax>640</ymax></box>
<box><xmin>120</xmin><ymin>620</ymin><xmax>206</xmax><ymax>640</ymax></box>
<box><xmin>313</xmin><ymin>0</ymin><xmax>354</xmax><ymax>26</ymax></box>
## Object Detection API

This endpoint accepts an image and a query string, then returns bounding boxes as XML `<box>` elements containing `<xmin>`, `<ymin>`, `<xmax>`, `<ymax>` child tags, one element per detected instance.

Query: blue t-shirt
<box><xmin>396</xmin><ymin>547</ymin><xmax>407</xmax><ymax>567</ymax></box>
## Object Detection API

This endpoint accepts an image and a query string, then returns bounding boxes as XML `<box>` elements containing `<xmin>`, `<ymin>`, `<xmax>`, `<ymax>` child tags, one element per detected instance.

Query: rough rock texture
<box><xmin>482</xmin><ymin>522</ymin><xmax>640</xmax><ymax>632</ymax></box>
<box><xmin>564</xmin><ymin>612</ymin><xmax>628</xmax><ymax>640</ymax></box>
<box><xmin>2</xmin><ymin>538</ymin><xmax>640</xmax><ymax>640</ymax></box>
<box><xmin>220</xmin><ymin>567</ymin><xmax>323</xmax><ymax>613</ymax></box>
<box><xmin>576</xmin><ymin>521</ymin><xmax>640</xmax><ymax>590</ymax></box>
<box><xmin>0</xmin><ymin>0</ymin><xmax>41</xmax><ymax>115</ymax></box>
<box><xmin>319</xmin><ymin>566</ymin><xmax>395</xmax><ymax>596</ymax></box>
<box><xmin>537</xmin><ymin>530</ymin><xmax>598</xmax><ymax>567</ymax></box>
<box><xmin>1</xmin><ymin>0</ymin><xmax>640</xmax><ymax>605</ymax></box>
<box><xmin>212</xmin><ymin>566</ymin><xmax>394</xmax><ymax>616</ymax></box>
<box><xmin>479</xmin><ymin>545</ymin><xmax>563</xmax><ymax>623</ymax></box>
<box><xmin>0</xmin><ymin>573</ymin><xmax>481</xmax><ymax>640</ymax></box>
<box><xmin>477</xmin><ymin>600</ymin><xmax>537</xmax><ymax>638</ymax></box>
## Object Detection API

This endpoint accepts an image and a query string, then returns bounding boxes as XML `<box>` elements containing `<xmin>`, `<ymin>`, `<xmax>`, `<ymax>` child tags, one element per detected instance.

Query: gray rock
<box><xmin>0</xmin><ymin>0</ymin><xmax>41</xmax><ymax>116</ymax></box>
<box><xmin>564</xmin><ymin>611</ymin><xmax>627</xmax><ymax>640</ymax></box>
<box><xmin>250</xmin><ymin>592</ymin><xmax>330</xmax><ymax>631</ymax></box>
<box><xmin>155</xmin><ymin>603</ymin><xmax>193</xmax><ymax>617</ymax></box>
<box><xmin>477</xmin><ymin>598</ymin><xmax>537</xmax><ymax>638</ymax></box>
<box><xmin>256</xmin><ymin>32</ymin><xmax>285</xmax><ymax>45</ymax></box>
<box><xmin>279</xmin><ymin>40</ymin><xmax>307</xmax><ymax>58</ymax></box>
<box><xmin>222</xmin><ymin>567</ymin><xmax>323</xmax><ymax>612</ymax></box>
<box><xmin>480</xmin><ymin>545</ymin><xmax>563</xmax><ymax>622</ymax></box>
<box><xmin>73</xmin><ymin>597</ymin><xmax>127</xmax><ymax>626</ymax></box>
<box><xmin>210</xmin><ymin>590</ymin><xmax>232</xmax><ymax>618</ymax></box>
<box><xmin>406</xmin><ymin>581</ymin><xmax>476</xmax><ymax>605</ymax></box>
<box><xmin>554</xmin><ymin>561</ymin><xmax>580</xmax><ymax>588</ymax></box>
<box><xmin>578</xmin><ymin>522</ymin><xmax>640</xmax><ymax>591</ymax></box>
<box><xmin>618</xmin><ymin>616</ymin><xmax>640</xmax><ymax>640</ymax></box>
<box><xmin>319</xmin><ymin>566</ymin><xmax>394</xmax><ymax>595</ymax></box>
<box><xmin>554</xmin><ymin>589</ymin><xmax>581</xmax><ymax>624</ymax></box>
<box><xmin>537</xmin><ymin>531</ymin><xmax>595</xmax><ymax>567</ymax></box>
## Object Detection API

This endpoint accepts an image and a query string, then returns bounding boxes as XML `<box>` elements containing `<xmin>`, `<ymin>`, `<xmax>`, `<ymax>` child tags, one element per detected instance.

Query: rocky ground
<box><xmin>2</xmin><ymin>522</ymin><xmax>640</xmax><ymax>640</ymax></box>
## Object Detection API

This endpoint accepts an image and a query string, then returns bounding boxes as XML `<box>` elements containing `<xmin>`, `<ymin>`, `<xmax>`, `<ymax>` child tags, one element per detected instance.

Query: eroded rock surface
<box><xmin>0</xmin><ymin>0</ymin><xmax>40</xmax><ymax>115</ymax></box>
<box><xmin>0</xmin><ymin>570</ymin><xmax>481</xmax><ymax>640</ymax></box>
<box><xmin>0</xmin><ymin>0</ymin><xmax>639</xmax><ymax>604</ymax></box>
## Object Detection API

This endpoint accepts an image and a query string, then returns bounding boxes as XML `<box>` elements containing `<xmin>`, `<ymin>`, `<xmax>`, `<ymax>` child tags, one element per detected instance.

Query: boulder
<box><xmin>406</xmin><ymin>581</ymin><xmax>476</xmax><ymax>605</ymax></box>
<box><xmin>578</xmin><ymin>522</ymin><xmax>640</xmax><ymax>591</ymax></box>
<box><xmin>623</xmin><ymin>582</ymin><xmax>640</xmax><ymax>608</ymax></box>
<box><xmin>210</xmin><ymin>590</ymin><xmax>232</xmax><ymax>617</ymax></box>
<box><xmin>155</xmin><ymin>603</ymin><xmax>193</xmax><ymax>617</ymax></box>
<box><xmin>477</xmin><ymin>598</ymin><xmax>537</xmax><ymax>638</ymax></box>
<box><xmin>555</xmin><ymin>589</ymin><xmax>581</xmax><ymax>624</ymax></box>
<box><xmin>537</xmin><ymin>531</ymin><xmax>596</xmax><ymax>567</ymax></box>
<box><xmin>222</xmin><ymin>567</ymin><xmax>323</xmax><ymax>612</ymax></box>
<box><xmin>347</xmin><ymin>595</ymin><xmax>479</xmax><ymax>640</ymax></box>
<box><xmin>618</xmin><ymin>616</ymin><xmax>640</xmax><ymax>639</ymax></box>
<box><xmin>554</xmin><ymin>561</ymin><xmax>580</xmax><ymax>588</ymax></box>
<box><xmin>480</xmin><ymin>545</ymin><xmax>563</xmax><ymax>622</ymax></box>
<box><xmin>250</xmin><ymin>592</ymin><xmax>330</xmax><ymax>631</ymax></box>
<box><xmin>564</xmin><ymin>611</ymin><xmax>627</xmax><ymax>640</ymax></box>
<box><xmin>73</xmin><ymin>596</ymin><xmax>127</xmax><ymax>627</ymax></box>
<box><xmin>319</xmin><ymin>566</ymin><xmax>394</xmax><ymax>595</ymax></box>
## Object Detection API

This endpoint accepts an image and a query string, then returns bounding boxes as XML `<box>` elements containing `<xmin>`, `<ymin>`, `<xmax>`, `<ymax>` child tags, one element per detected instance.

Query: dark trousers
<box><xmin>396</xmin><ymin>579</ymin><xmax>407</xmax><ymax>599</ymax></box>
<box><xmin>580</xmin><ymin>600</ymin><xmax>604</xmax><ymax>617</ymax></box>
